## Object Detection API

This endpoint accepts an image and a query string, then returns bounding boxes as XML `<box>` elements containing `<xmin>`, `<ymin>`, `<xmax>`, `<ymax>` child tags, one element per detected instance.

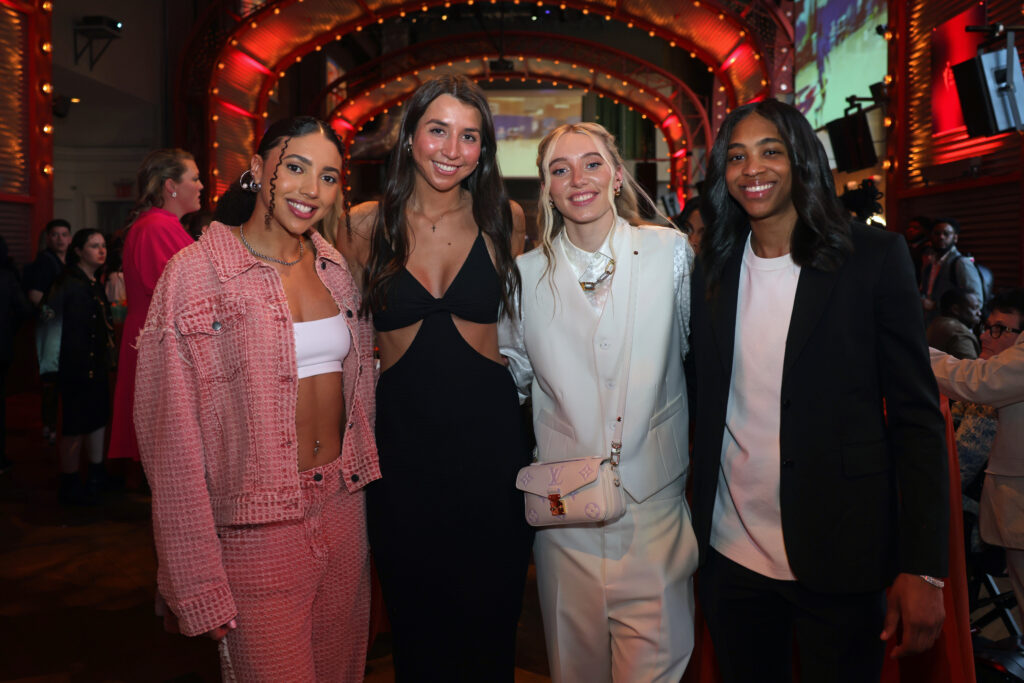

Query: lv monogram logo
<box><xmin>548</xmin><ymin>465</ymin><xmax>565</xmax><ymax>486</ymax></box>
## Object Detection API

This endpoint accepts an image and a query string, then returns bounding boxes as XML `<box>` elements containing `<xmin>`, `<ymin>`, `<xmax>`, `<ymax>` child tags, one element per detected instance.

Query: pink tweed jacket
<box><xmin>134</xmin><ymin>222</ymin><xmax>380</xmax><ymax>636</ymax></box>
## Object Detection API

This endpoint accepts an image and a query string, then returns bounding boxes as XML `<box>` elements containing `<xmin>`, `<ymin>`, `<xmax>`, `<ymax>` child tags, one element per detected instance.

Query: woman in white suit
<box><xmin>499</xmin><ymin>122</ymin><xmax>698</xmax><ymax>682</ymax></box>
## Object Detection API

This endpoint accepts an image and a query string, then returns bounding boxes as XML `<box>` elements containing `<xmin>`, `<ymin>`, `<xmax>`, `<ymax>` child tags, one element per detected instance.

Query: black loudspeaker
<box><xmin>953</xmin><ymin>47</ymin><xmax>1024</xmax><ymax>138</ymax></box>
<box><xmin>825</xmin><ymin>110</ymin><xmax>877</xmax><ymax>172</ymax></box>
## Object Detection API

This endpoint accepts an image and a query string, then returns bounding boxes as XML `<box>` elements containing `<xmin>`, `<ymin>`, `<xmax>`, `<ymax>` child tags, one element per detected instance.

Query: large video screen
<box><xmin>794</xmin><ymin>0</ymin><xmax>888</xmax><ymax>130</ymax></box>
<box><xmin>488</xmin><ymin>90</ymin><xmax>582</xmax><ymax>177</ymax></box>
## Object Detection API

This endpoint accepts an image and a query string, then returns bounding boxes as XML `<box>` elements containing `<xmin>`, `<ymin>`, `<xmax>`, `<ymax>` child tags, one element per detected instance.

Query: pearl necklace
<box><xmin>240</xmin><ymin>225</ymin><xmax>304</xmax><ymax>266</ymax></box>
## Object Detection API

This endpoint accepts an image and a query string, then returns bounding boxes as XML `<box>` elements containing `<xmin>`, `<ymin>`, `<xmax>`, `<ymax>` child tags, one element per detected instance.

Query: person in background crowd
<box><xmin>339</xmin><ymin>75</ymin><xmax>531</xmax><ymax>681</ymax></box>
<box><xmin>136</xmin><ymin>116</ymin><xmax>378</xmax><ymax>680</ymax></box>
<box><xmin>500</xmin><ymin>121</ymin><xmax>698</xmax><ymax>681</ymax></box>
<box><xmin>46</xmin><ymin>229</ymin><xmax>114</xmax><ymax>505</ymax></box>
<box><xmin>690</xmin><ymin>99</ymin><xmax>948</xmax><ymax>682</ymax></box>
<box><xmin>184</xmin><ymin>209</ymin><xmax>214</xmax><ymax>241</ymax></box>
<box><xmin>932</xmin><ymin>289</ymin><xmax>1024</xmax><ymax>624</ymax></box>
<box><xmin>677</xmin><ymin>196</ymin><xmax>706</xmax><ymax>256</ymax></box>
<box><xmin>108</xmin><ymin>149</ymin><xmax>201</xmax><ymax>478</ymax></box>
<box><xmin>920</xmin><ymin>217</ymin><xmax>983</xmax><ymax>325</ymax></box>
<box><xmin>926</xmin><ymin>288</ymin><xmax>982</xmax><ymax>360</ymax></box>
<box><xmin>0</xmin><ymin>235</ymin><xmax>32</xmax><ymax>474</ymax></box>
<box><xmin>24</xmin><ymin>218</ymin><xmax>72</xmax><ymax>444</ymax></box>
<box><xmin>904</xmin><ymin>215</ymin><xmax>931</xmax><ymax>284</ymax></box>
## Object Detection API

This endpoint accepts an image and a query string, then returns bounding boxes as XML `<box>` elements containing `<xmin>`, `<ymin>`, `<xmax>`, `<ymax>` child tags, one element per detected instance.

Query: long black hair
<box><xmin>702</xmin><ymin>98</ymin><xmax>852</xmax><ymax>295</ymax></box>
<box><xmin>215</xmin><ymin>116</ymin><xmax>345</xmax><ymax>234</ymax></box>
<box><xmin>362</xmin><ymin>75</ymin><xmax>520</xmax><ymax>315</ymax></box>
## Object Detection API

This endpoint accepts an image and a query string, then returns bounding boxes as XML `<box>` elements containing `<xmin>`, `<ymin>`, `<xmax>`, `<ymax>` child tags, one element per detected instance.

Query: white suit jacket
<box><xmin>932</xmin><ymin>333</ymin><xmax>1024</xmax><ymax>476</ymax></box>
<box><xmin>501</xmin><ymin>220</ymin><xmax>692</xmax><ymax>503</ymax></box>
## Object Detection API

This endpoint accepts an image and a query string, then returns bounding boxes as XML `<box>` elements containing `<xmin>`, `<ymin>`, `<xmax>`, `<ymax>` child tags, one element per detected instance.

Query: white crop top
<box><xmin>293</xmin><ymin>312</ymin><xmax>350</xmax><ymax>379</ymax></box>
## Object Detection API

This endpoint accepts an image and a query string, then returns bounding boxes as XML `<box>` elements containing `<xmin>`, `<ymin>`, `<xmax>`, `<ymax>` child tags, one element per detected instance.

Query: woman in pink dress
<box><xmin>108</xmin><ymin>149</ymin><xmax>202</xmax><ymax>466</ymax></box>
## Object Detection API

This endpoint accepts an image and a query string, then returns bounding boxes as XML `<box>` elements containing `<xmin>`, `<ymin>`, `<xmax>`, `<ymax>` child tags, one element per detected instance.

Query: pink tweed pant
<box><xmin>217</xmin><ymin>455</ymin><xmax>370</xmax><ymax>682</ymax></box>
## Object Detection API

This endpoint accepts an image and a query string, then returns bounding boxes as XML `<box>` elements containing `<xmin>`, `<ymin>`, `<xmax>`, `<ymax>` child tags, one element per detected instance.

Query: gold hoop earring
<box><xmin>614</xmin><ymin>185</ymin><xmax>621</xmax><ymax>198</ymax></box>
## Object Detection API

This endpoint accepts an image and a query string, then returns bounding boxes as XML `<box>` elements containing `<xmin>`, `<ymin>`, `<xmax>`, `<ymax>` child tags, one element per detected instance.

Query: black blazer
<box><xmin>690</xmin><ymin>223</ymin><xmax>949</xmax><ymax>594</ymax></box>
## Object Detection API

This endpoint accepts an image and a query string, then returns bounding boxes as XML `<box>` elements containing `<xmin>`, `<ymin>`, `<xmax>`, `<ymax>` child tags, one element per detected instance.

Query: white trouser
<box><xmin>533</xmin><ymin>476</ymin><xmax>698</xmax><ymax>683</ymax></box>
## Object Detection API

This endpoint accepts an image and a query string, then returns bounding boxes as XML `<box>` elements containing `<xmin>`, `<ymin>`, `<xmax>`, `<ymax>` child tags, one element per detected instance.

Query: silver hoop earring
<box><xmin>240</xmin><ymin>169</ymin><xmax>261</xmax><ymax>193</ymax></box>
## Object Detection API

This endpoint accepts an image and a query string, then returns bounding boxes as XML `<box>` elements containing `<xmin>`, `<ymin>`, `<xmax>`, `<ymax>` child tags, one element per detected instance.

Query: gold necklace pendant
<box><xmin>579</xmin><ymin>258</ymin><xmax>615</xmax><ymax>291</ymax></box>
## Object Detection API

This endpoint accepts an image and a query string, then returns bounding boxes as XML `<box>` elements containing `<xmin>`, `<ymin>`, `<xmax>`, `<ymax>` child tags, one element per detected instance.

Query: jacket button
<box><xmin>320</xmin><ymin>261</ymin><xmax>327</xmax><ymax>270</ymax></box>
<box><xmin>313</xmin><ymin>472</ymin><xmax>323</xmax><ymax>482</ymax></box>
<box><xmin>350</xmin><ymin>474</ymin><xmax>359</xmax><ymax>483</ymax></box>
<box><xmin>212</xmin><ymin>321</ymin><xmax>222</xmax><ymax>331</ymax></box>
<box><xmin>346</xmin><ymin>309</ymin><xmax>353</xmax><ymax>318</ymax></box>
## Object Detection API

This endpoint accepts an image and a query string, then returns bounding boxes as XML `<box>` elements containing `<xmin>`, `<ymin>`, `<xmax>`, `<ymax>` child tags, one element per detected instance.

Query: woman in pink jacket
<box><xmin>109</xmin><ymin>148</ymin><xmax>201</xmax><ymax>467</ymax></box>
<box><xmin>135</xmin><ymin>116</ymin><xmax>380</xmax><ymax>681</ymax></box>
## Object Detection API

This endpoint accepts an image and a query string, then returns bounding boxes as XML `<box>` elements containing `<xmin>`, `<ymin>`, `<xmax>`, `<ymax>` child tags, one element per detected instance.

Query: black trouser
<box><xmin>698</xmin><ymin>547</ymin><xmax>887</xmax><ymax>683</ymax></box>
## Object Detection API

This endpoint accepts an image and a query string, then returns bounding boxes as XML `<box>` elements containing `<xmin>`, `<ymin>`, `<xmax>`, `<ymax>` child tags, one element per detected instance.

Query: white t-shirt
<box><xmin>710</xmin><ymin>234</ymin><xmax>801</xmax><ymax>580</ymax></box>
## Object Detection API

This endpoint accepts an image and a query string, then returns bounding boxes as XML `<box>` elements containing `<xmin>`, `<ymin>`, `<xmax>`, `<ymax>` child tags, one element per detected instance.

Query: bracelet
<box><xmin>919</xmin><ymin>574</ymin><xmax>945</xmax><ymax>589</ymax></box>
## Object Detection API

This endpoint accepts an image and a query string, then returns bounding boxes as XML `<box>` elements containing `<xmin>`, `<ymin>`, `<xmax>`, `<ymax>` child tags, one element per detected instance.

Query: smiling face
<box><xmin>724</xmin><ymin>112</ymin><xmax>798</xmax><ymax>231</ymax></box>
<box><xmin>544</xmin><ymin>131</ymin><xmax>622</xmax><ymax>237</ymax></box>
<box><xmin>408</xmin><ymin>94</ymin><xmax>483</xmax><ymax>193</ymax></box>
<box><xmin>76</xmin><ymin>232</ymin><xmax>106</xmax><ymax>271</ymax></box>
<box><xmin>253</xmin><ymin>131</ymin><xmax>342</xmax><ymax>236</ymax></box>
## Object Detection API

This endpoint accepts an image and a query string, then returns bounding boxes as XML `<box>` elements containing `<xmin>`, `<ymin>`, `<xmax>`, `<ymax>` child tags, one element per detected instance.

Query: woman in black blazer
<box><xmin>689</xmin><ymin>99</ymin><xmax>948</xmax><ymax>683</ymax></box>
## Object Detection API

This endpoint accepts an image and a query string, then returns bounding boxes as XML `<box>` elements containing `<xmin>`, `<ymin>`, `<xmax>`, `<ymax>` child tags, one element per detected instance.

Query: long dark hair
<box><xmin>215</xmin><ymin>116</ymin><xmax>345</xmax><ymax>234</ymax></box>
<box><xmin>362</xmin><ymin>75</ymin><xmax>520</xmax><ymax>315</ymax></box>
<box><xmin>702</xmin><ymin>98</ymin><xmax>852</xmax><ymax>295</ymax></box>
<box><xmin>66</xmin><ymin>228</ymin><xmax>104</xmax><ymax>271</ymax></box>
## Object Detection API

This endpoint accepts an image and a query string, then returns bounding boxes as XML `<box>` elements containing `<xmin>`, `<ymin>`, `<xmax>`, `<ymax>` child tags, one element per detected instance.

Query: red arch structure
<box><xmin>199</xmin><ymin>0</ymin><xmax>791</xmax><ymax>197</ymax></box>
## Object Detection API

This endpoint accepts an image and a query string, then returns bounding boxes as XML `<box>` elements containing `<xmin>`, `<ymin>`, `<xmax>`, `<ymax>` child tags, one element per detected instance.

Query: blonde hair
<box><xmin>535</xmin><ymin>122</ymin><xmax>669</xmax><ymax>280</ymax></box>
<box><xmin>127</xmin><ymin>148</ymin><xmax>194</xmax><ymax>227</ymax></box>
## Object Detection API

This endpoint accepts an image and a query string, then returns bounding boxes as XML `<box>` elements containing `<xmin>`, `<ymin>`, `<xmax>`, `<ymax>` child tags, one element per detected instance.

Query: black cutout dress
<box><xmin>368</xmin><ymin>231</ymin><xmax>533</xmax><ymax>681</ymax></box>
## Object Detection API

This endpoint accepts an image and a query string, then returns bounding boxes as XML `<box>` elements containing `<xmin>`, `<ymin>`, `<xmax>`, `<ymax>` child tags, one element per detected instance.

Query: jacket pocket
<box><xmin>176</xmin><ymin>296</ymin><xmax>247</xmax><ymax>383</ymax></box>
<box><xmin>841</xmin><ymin>441</ymin><xmax>889</xmax><ymax>478</ymax></box>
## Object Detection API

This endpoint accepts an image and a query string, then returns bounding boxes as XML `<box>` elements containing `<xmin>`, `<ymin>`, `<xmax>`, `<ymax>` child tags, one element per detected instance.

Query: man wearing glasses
<box><xmin>931</xmin><ymin>289</ymin><xmax>1024</xmax><ymax>624</ymax></box>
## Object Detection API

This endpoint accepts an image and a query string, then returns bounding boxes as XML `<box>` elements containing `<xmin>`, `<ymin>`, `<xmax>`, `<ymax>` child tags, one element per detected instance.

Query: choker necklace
<box><xmin>579</xmin><ymin>258</ymin><xmax>615</xmax><ymax>291</ymax></box>
<box><xmin>240</xmin><ymin>225</ymin><xmax>304</xmax><ymax>266</ymax></box>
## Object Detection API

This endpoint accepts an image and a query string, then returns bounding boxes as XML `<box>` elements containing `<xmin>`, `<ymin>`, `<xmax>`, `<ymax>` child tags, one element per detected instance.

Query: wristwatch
<box><xmin>919</xmin><ymin>574</ymin><xmax>945</xmax><ymax>589</ymax></box>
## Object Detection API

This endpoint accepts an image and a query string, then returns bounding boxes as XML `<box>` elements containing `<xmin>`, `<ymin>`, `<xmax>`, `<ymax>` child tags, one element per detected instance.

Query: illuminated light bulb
<box><xmin>467</xmin><ymin>0</ymin><xmax>474</xmax><ymax>5</ymax></box>
<box><xmin>267</xmin><ymin>89</ymin><xmax>273</xmax><ymax>96</ymax></box>
<box><xmin>780</xmin><ymin>83</ymin><xmax>788</xmax><ymax>91</ymax></box>
<box><xmin>694</xmin><ymin>0</ymin><xmax>700</xmax><ymax>5</ymax></box>
<box><xmin>638</xmin><ymin>88</ymin><xmax>644</xmax><ymax>93</ymax></box>
<box><xmin>279</xmin><ymin>71</ymin><xmax>286</xmax><ymax>77</ymax></box>
<box><xmin>883</xmin><ymin>74</ymin><xmax>893</xmax><ymax>85</ymax></box>
<box><xmin>554</xmin><ymin>59</ymin><xmax>560</xmax><ymax>65</ymax></box>
<box><xmin>521</xmin><ymin>77</ymin><xmax>526</xmax><ymax>82</ymax></box>
<box><xmin>41</xmin><ymin>41</ymin><xmax>52</xmax><ymax>52</ymax></box>
<box><xmin>212</xmin><ymin>114</ymin><xmax>219</xmax><ymax>121</ymax></box>
<box><xmin>315</xmin><ymin>45</ymin><xmax>322</xmax><ymax>51</ymax></box>
<box><xmin>884</xmin><ymin>116</ymin><xmax>893</xmax><ymax>127</ymax></box>
<box><xmin>882</xmin><ymin>159</ymin><xmax>893</xmax><ymax>170</ymax></box>
<box><xmin>212</xmin><ymin>87</ymin><xmax>220</xmax><ymax>95</ymax></box>
<box><xmin>781</xmin><ymin>65</ymin><xmax>788</xmax><ymax>71</ymax></box>
<box><xmin>336</xmin><ymin>35</ymin><xmax>341</xmax><ymax>40</ymax></box>
<box><xmin>442</xmin><ymin>14</ymin><xmax>448</xmax><ymax>20</ymax></box>
<box><xmin>621</xmin><ymin>80</ymin><xmax>627</xmax><ymax>86</ymax></box>
<box><xmin>378</xmin><ymin>18</ymin><xmax>383</xmax><ymax>23</ymax></box>
<box><xmin>218</xmin><ymin>62</ymin><xmax>226</xmax><ymax>70</ymax></box>
<box><xmin>641</xmin><ymin>114</ymin><xmax>646</xmax><ymax>119</ymax></box>
<box><xmin>41</xmin><ymin>82</ymin><xmax>52</xmax><ymax>93</ymax></box>
<box><xmin>649</xmin><ymin>31</ymin><xmax>655</xmax><ymax>37</ymax></box>
<box><xmin>400</xmin><ymin>11</ymin><xmax>406</xmax><ymax>16</ymax></box>
<box><xmin>274</xmin><ymin>7</ymin><xmax>280</xmax><ymax>14</ymax></box>
<box><xmin>627</xmin><ymin>22</ymin><xmax>634</xmax><ymax>28</ymax></box>
<box><xmin>447</xmin><ymin>61</ymin><xmax>453</xmax><ymax>66</ymax></box>
<box><xmin>42</xmin><ymin>164</ymin><xmax>53</xmax><ymax>175</ymax></box>
<box><xmin>296</xmin><ymin>56</ymin><xmax>302</xmax><ymax>63</ymax></box>
<box><xmin>262</xmin><ymin>112</ymin><xmax>268</xmax><ymax>118</ymax></box>
<box><xmin>212</xmin><ymin>168</ymin><xmax>219</xmax><ymax>176</ymax></box>
<box><xmin>356</xmin><ymin>25</ymin><xmax>363</xmax><ymax>31</ymax></box>
<box><xmin>670</xmin><ymin>41</ymin><xmax>676</xmax><ymax>47</ymax></box>
<box><xmin>251</xmin><ymin>21</ymin><xmax>257</xmax><ymax>28</ymax></box>
<box><xmin>761</xmin><ymin>79</ymin><xmax>767</xmax><ymax>86</ymax></box>
<box><xmin>707</xmin><ymin>66</ymin><xmax>713</xmax><ymax>72</ymax></box>
<box><xmin>589</xmin><ymin>68</ymin><xmax>595</xmax><ymax>73</ymax></box>
<box><xmin>231</xmin><ymin>39</ymin><xmax>238</xmax><ymax>46</ymax></box>
<box><xmin>606</xmin><ymin>15</ymin><xmax>611</xmax><ymax>21</ymax></box>
<box><xmin>739</xmin><ymin>30</ymin><xmax>745</xmax><ymax>37</ymax></box>
<box><xmin>690</xmin><ymin>52</ymin><xmax>696</xmax><ymax>58</ymax></box>
<box><xmin>567</xmin><ymin>84</ymin><xmax>573</xmax><ymax>89</ymax></box>
<box><xmin>430</xmin><ymin>64</ymin><xmax>436</xmax><ymax>70</ymax></box>
<box><xmin>212</xmin><ymin>141</ymin><xmax>220</xmax><ymax>148</ymax></box>
<box><xmin>42</xmin><ymin>1</ymin><xmax>52</xmax><ymax>10</ymax></box>
<box><xmin>719</xmin><ymin>13</ymin><xmax>725</xmax><ymax>20</ymax></box>
<box><xmin>582</xmin><ymin>8</ymin><xmax>588</xmax><ymax>14</ymax></box>
<box><xmin>42</xmin><ymin>124</ymin><xmax>53</xmax><ymax>135</ymax></box>
<box><xmin>753</xmin><ymin>53</ymin><xmax>760</xmax><ymax>60</ymax></box>
<box><xmin>719</xmin><ymin>86</ymin><xmax>725</xmax><ymax>92</ymax></box>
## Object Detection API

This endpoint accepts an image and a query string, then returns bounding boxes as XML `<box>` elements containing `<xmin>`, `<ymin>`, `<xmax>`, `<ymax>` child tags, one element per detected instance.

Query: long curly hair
<box><xmin>362</xmin><ymin>75</ymin><xmax>520</xmax><ymax>316</ymax></box>
<box><xmin>701</xmin><ymin>99</ymin><xmax>852</xmax><ymax>296</ymax></box>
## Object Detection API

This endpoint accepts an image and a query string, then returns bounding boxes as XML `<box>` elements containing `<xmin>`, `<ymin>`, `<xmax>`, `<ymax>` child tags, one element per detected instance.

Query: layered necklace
<box><xmin>579</xmin><ymin>258</ymin><xmax>615</xmax><ymax>291</ymax></box>
<box><xmin>240</xmin><ymin>225</ymin><xmax>305</xmax><ymax>266</ymax></box>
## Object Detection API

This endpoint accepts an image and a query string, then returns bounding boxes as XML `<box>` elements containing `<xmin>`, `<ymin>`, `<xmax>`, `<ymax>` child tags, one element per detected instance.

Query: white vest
<box><xmin>518</xmin><ymin>222</ymin><xmax>689</xmax><ymax>503</ymax></box>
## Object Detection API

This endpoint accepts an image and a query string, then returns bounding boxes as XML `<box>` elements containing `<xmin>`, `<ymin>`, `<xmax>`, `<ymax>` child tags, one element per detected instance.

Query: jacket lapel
<box><xmin>711</xmin><ymin>238</ymin><xmax>744</xmax><ymax>376</ymax></box>
<box><xmin>783</xmin><ymin>264</ymin><xmax>841</xmax><ymax>379</ymax></box>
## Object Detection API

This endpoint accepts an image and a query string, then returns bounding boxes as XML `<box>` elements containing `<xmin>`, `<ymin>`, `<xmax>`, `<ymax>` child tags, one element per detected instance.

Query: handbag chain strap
<box><xmin>609</xmin><ymin>226</ymin><xmax>640</xmax><ymax>479</ymax></box>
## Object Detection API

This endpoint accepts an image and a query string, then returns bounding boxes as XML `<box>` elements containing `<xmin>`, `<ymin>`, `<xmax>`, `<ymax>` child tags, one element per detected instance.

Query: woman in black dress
<box><xmin>340</xmin><ymin>75</ymin><xmax>532</xmax><ymax>681</ymax></box>
<box><xmin>47</xmin><ymin>229</ymin><xmax>114</xmax><ymax>504</ymax></box>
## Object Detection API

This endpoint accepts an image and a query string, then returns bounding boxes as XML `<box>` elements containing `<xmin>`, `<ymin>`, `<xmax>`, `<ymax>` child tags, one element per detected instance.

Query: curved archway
<box><xmin>204</xmin><ymin>0</ymin><xmax>790</xmax><ymax>196</ymax></box>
